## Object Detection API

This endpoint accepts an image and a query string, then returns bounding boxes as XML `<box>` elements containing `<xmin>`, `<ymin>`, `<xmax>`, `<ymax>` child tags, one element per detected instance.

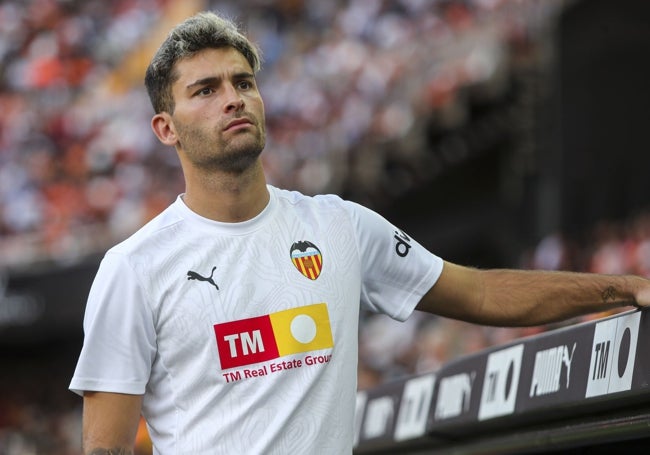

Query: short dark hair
<box><xmin>144</xmin><ymin>11</ymin><xmax>262</xmax><ymax>114</ymax></box>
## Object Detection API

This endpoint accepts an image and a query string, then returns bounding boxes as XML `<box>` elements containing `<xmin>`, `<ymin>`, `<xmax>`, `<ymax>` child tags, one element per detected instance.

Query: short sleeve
<box><xmin>69</xmin><ymin>251</ymin><xmax>157</xmax><ymax>396</ymax></box>
<box><xmin>342</xmin><ymin>201</ymin><xmax>443</xmax><ymax>321</ymax></box>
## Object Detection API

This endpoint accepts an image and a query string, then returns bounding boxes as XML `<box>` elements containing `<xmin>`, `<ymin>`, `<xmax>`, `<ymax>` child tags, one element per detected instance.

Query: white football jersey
<box><xmin>70</xmin><ymin>185</ymin><xmax>443</xmax><ymax>454</ymax></box>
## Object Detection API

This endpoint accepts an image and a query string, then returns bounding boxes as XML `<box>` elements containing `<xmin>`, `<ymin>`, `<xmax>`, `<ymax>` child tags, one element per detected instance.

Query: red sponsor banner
<box><xmin>214</xmin><ymin>315</ymin><xmax>279</xmax><ymax>369</ymax></box>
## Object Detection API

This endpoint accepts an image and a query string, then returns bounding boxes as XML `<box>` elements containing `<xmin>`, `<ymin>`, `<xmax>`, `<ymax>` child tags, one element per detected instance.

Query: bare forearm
<box><xmin>82</xmin><ymin>392</ymin><xmax>142</xmax><ymax>455</ymax></box>
<box><xmin>418</xmin><ymin>261</ymin><xmax>649</xmax><ymax>327</ymax></box>
<box><xmin>478</xmin><ymin>268</ymin><xmax>643</xmax><ymax>326</ymax></box>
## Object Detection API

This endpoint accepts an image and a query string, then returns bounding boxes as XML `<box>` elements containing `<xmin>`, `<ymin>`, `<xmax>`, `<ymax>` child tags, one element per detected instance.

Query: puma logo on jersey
<box><xmin>187</xmin><ymin>266</ymin><xmax>219</xmax><ymax>290</ymax></box>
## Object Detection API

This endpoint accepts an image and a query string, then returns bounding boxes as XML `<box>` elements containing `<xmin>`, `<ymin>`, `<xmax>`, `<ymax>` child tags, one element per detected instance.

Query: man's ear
<box><xmin>151</xmin><ymin>112</ymin><xmax>178</xmax><ymax>146</ymax></box>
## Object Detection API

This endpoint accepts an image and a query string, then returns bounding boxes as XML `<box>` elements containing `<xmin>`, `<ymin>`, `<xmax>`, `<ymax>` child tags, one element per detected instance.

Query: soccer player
<box><xmin>70</xmin><ymin>11</ymin><xmax>650</xmax><ymax>454</ymax></box>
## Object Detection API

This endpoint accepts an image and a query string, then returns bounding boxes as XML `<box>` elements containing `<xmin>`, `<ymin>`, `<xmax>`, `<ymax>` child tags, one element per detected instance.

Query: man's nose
<box><xmin>223</xmin><ymin>84</ymin><xmax>244</xmax><ymax>113</ymax></box>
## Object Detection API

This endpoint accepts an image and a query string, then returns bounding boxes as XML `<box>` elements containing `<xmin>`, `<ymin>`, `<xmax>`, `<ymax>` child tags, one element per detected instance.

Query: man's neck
<box><xmin>182</xmin><ymin>161</ymin><xmax>270</xmax><ymax>223</ymax></box>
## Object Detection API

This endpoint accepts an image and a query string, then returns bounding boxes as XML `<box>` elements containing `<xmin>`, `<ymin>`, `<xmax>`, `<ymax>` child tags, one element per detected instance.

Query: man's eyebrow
<box><xmin>186</xmin><ymin>76</ymin><xmax>221</xmax><ymax>91</ymax></box>
<box><xmin>232</xmin><ymin>71</ymin><xmax>255</xmax><ymax>80</ymax></box>
<box><xmin>185</xmin><ymin>72</ymin><xmax>255</xmax><ymax>91</ymax></box>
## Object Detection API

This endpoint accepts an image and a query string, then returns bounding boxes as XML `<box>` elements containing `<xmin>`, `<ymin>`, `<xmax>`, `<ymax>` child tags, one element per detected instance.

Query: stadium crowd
<box><xmin>2</xmin><ymin>0</ymin><xmax>635</xmax><ymax>453</ymax></box>
<box><xmin>0</xmin><ymin>0</ymin><xmax>558</xmax><ymax>266</ymax></box>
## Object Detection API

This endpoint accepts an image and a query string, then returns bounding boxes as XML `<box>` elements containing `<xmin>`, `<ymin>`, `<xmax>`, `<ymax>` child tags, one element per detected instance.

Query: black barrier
<box><xmin>354</xmin><ymin>308</ymin><xmax>650</xmax><ymax>453</ymax></box>
<box><xmin>0</xmin><ymin>257</ymin><xmax>100</xmax><ymax>344</ymax></box>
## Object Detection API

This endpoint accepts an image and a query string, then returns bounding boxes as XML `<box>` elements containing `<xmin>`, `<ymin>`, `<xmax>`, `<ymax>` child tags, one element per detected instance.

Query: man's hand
<box><xmin>632</xmin><ymin>280</ymin><xmax>650</xmax><ymax>308</ymax></box>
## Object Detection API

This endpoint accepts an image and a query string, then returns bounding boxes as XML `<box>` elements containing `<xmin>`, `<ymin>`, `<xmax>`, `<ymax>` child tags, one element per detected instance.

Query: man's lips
<box><xmin>224</xmin><ymin>118</ymin><xmax>253</xmax><ymax>131</ymax></box>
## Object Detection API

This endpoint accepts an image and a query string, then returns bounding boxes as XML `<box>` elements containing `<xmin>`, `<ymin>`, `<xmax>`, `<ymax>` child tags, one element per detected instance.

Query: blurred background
<box><xmin>1</xmin><ymin>0</ymin><xmax>649</xmax><ymax>453</ymax></box>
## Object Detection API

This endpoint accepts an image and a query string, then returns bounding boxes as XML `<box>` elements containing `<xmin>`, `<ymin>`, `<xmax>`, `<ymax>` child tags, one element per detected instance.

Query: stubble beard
<box><xmin>175</xmin><ymin>120</ymin><xmax>266</xmax><ymax>175</ymax></box>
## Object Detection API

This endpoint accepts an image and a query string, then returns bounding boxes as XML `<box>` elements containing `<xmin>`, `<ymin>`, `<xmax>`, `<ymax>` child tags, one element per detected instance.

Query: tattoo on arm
<box><xmin>601</xmin><ymin>286</ymin><xmax>616</xmax><ymax>303</ymax></box>
<box><xmin>602</xmin><ymin>285</ymin><xmax>641</xmax><ymax>309</ymax></box>
<box><xmin>87</xmin><ymin>449</ymin><xmax>134</xmax><ymax>455</ymax></box>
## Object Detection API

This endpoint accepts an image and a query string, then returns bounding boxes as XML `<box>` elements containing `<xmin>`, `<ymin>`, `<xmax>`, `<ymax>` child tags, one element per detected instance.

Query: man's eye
<box><xmin>237</xmin><ymin>80</ymin><xmax>253</xmax><ymax>90</ymax></box>
<box><xmin>197</xmin><ymin>87</ymin><xmax>213</xmax><ymax>96</ymax></box>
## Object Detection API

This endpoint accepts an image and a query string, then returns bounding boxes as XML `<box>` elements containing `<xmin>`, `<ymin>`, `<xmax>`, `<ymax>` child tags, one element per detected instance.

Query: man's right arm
<box><xmin>82</xmin><ymin>391</ymin><xmax>143</xmax><ymax>455</ymax></box>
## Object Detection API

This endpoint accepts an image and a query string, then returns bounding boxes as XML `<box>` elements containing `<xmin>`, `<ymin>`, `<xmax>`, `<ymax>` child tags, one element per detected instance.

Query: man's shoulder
<box><xmin>270</xmin><ymin>185</ymin><xmax>347</xmax><ymax>211</ymax></box>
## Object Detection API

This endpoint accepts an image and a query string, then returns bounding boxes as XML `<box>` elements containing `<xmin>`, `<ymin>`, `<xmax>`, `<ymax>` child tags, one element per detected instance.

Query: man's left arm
<box><xmin>416</xmin><ymin>261</ymin><xmax>650</xmax><ymax>326</ymax></box>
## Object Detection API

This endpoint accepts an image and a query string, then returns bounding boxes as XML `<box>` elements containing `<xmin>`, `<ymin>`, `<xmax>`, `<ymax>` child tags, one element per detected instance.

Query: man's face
<box><xmin>168</xmin><ymin>47</ymin><xmax>266</xmax><ymax>174</ymax></box>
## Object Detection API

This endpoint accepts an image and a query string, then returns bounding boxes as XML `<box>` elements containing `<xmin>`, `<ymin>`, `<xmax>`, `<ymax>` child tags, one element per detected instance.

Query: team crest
<box><xmin>290</xmin><ymin>241</ymin><xmax>323</xmax><ymax>280</ymax></box>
